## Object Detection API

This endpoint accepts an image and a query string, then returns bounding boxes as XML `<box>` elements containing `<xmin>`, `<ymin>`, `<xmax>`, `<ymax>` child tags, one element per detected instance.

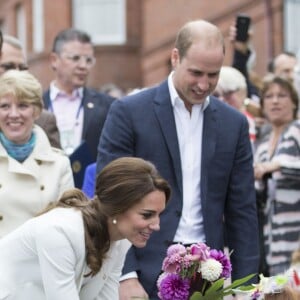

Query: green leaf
<box><xmin>234</xmin><ymin>285</ymin><xmax>256</xmax><ymax>291</ymax></box>
<box><xmin>189</xmin><ymin>274</ymin><xmax>257</xmax><ymax>300</ymax></box>
<box><xmin>204</xmin><ymin>278</ymin><xmax>224</xmax><ymax>293</ymax></box>
<box><xmin>189</xmin><ymin>291</ymin><xmax>203</xmax><ymax>300</ymax></box>
<box><xmin>190</xmin><ymin>290</ymin><xmax>223</xmax><ymax>300</ymax></box>
<box><xmin>223</xmin><ymin>273</ymin><xmax>256</xmax><ymax>291</ymax></box>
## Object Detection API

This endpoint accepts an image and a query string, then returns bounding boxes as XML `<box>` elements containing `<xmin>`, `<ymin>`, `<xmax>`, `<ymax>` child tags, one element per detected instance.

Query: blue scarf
<box><xmin>0</xmin><ymin>132</ymin><xmax>36</xmax><ymax>162</ymax></box>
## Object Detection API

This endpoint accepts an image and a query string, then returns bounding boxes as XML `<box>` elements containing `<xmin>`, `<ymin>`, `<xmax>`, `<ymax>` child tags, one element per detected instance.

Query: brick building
<box><xmin>0</xmin><ymin>0</ymin><xmax>298</xmax><ymax>92</ymax></box>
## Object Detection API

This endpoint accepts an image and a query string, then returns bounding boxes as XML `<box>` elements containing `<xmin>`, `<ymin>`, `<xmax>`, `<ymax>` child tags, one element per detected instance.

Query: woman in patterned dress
<box><xmin>254</xmin><ymin>75</ymin><xmax>300</xmax><ymax>276</ymax></box>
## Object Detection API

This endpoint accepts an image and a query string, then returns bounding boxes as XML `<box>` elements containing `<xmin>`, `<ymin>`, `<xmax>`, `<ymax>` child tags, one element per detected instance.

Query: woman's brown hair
<box><xmin>260</xmin><ymin>75</ymin><xmax>299</xmax><ymax>119</ymax></box>
<box><xmin>42</xmin><ymin>157</ymin><xmax>171</xmax><ymax>276</ymax></box>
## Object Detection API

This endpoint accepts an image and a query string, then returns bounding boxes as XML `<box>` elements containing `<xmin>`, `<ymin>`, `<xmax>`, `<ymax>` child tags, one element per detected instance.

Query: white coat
<box><xmin>0</xmin><ymin>208</ymin><xmax>128</xmax><ymax>300</ymax></box>
<box><xmin>0</xmin><ymin>125</ymin><xmax>74</xmax><ymax>237</ymax></box>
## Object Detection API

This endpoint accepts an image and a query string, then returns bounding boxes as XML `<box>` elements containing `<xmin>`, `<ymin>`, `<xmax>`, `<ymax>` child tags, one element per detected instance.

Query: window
<box><xmin>284</xmin><ymin>0</ymin><xmax>300</xmax><ymax>56</ymax></box>
<box><xmin>16</xmin><ymin>4</ymin><xmax>26</xmax><ymax>53</ymax></box>
<box><xmin>32</xmin><ymin>0</ymin><xmax>44</xmax><ymax>52</ymax></box>
<box><xmin>72</xmin><ymin>0</ymin><xmax>126</xmax><ymax>45</ymax></box>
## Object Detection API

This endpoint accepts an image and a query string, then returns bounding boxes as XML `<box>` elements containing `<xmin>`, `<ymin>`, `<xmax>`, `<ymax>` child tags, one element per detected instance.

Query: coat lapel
<box><xmin>43</xmin><ymin>90</ymin><xmax>51</xmax><ymax>109</ymax></box>
<box><xmin>201</xmin><ymin>97</ymin><xmax>218</xmax><ymax>206</ymax></box>
<box><xmin>153</xmin><ymin>81</ymin><xmax>182</xmax><ymax>193</ymax></box>
<box><xmin>81</xmin><ymin>88</ymin><xmax>96</xmax><ymax>139</ymax></box>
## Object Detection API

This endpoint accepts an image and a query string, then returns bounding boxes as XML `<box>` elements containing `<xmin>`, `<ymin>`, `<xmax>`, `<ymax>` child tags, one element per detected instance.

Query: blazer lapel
<box><xmin>81</xmin><ymin>88</ymin><xmax>96</xmax><ymax>139</ymax></box>
<box><xmin>43</xmin><ymin>90</ymin><xmax>51</xmax><ymax>109</ymax></box>
<box><xmin>153</xmin><ymin>81</ymin><xmax>182</xmax><ymax>193</ymax></box>
<box><xmin>201</xmin><ymin>97</ymin><xmax>218</xmax><ymax>206</ymax></box>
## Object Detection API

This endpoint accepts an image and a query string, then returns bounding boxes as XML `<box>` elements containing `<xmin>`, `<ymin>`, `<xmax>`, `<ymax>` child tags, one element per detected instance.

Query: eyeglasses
<box><xmin>0</xmin><ymin>62</ymin><xmax>29</xmax><ymax>71</ymax></box>
<box><xmin>61</xmin><ymin>53</ymin><xmax>96</xmax><ymax>67</ymax></box>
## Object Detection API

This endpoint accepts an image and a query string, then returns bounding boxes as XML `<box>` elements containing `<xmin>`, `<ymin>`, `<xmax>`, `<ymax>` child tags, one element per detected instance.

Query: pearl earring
<box><xmin>112</xmin><ymin>219</ymin><xmax>117</xmax><ymax>225</ymax></box>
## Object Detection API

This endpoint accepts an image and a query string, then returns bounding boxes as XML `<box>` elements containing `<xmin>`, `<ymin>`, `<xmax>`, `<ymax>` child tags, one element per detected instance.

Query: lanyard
<box><xmin>48</xmin><ymin>98</ymin><xmax>84</xmax><ymax>126</ymax></box>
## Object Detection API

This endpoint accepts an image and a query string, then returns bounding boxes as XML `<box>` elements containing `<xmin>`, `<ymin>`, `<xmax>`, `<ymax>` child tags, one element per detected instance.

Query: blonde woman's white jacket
<box><xmin>0</xmin><ymin>125</ymin><xmax>74</xmax><ymax>237</ymax></box>
<box><xmin>0</xmin><ymin>208</ymin><xmax>127</xmax><ymax>300</ymax></box>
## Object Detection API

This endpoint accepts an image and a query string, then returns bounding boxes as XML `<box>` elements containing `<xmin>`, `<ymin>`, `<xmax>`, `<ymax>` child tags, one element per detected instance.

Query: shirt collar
<box><xmin>167</xmin><ymin>71</ymin><xmax>210</xmax><ymax>111</ymax></box>
<box><xmin>49</xmin><ymin>81</ymin><xmax>83</xmax><ymax>102</ymax></box>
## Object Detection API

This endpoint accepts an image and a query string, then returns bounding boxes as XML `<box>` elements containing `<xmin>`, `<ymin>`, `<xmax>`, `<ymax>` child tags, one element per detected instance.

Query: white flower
<box><xmin>200</xmin><ymin>258</ymin><xmax>223</xmax><ymax>281</ymax></box>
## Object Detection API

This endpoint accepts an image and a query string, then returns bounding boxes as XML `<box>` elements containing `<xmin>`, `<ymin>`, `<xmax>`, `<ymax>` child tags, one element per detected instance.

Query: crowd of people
<box><xmin>0</xmin><ymin>16</ymin><xmax>299</xmax><ymax>300</ymax></box>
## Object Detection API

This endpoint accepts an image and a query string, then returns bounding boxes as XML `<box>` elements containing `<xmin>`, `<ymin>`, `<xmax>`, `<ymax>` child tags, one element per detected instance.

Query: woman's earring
<box><xmin>112</xmin><ymin>219</ymin><xmax>117</xmax><ymax>225</ymax></box>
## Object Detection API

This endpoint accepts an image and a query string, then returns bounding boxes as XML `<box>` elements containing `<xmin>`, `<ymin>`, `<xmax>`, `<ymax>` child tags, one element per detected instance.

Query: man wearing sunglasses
<box><xmin>43</xmin><ymin>28</ymin><xmax>114</xmax><ymax>188</ymax></box>
<box><xmin>0</xmin><ymin>33</ymin><xmax>61</xmax><ymax>149</ymax></box>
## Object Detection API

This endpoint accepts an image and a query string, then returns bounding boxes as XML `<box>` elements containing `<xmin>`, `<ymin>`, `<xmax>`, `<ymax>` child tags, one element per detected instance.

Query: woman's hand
<box><xmin>254</xmin><ymin>161</ymin><xmax>280</xmax><ymax>180</ymax></box>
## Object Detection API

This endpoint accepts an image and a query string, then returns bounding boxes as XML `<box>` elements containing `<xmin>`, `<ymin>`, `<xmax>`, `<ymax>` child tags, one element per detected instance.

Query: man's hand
<box><xmin>119</xmin><ymin>278</ymin><xmax>149</xmax><ymax>300</ymax></box>
<box><xmin>229</xmin><ymin>24</ymin><xmax>250</xmax><ymax>54</ymax></box>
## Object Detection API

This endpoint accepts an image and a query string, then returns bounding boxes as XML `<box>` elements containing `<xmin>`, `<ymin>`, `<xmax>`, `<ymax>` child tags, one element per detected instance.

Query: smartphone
<box><xmin>235</xmin><ymin>14</ymin><xmax>251</xmax><ymax>42</ymax></box>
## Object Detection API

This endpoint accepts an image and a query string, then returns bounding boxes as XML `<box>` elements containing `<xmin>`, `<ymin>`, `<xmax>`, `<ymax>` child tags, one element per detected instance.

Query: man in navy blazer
<box><xmin>97</xmin><ymin>20</ymin><xmax>259</xmax><ymax>299</ymax></box>
<box><xmin>43</xmin><ymin>28</ymin><xmax>114</xmax><ymax>187</ymax></box>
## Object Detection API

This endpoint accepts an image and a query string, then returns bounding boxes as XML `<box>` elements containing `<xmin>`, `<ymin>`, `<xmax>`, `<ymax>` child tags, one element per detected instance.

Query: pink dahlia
<box><xmin>158</xmin><ymin>273</ymin><xmax>190</xmax><ymax>300</ymax></box>
<box><xmin>190</xmin><ymin>242</ymin><xmax>210</xmax><ymax>260</ymax></box>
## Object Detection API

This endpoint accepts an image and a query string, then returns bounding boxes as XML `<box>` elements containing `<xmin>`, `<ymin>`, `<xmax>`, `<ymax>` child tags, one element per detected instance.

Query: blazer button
<box><xmin>36</xmin><ymin>160</ymin><xmax>42</xmax><ymax>165</ymax></box>
<box><xmin>0</xmin><ymin>215</ymin><xmax>3</xmax><ymax>221</ymax></box>
<box><xmin>40</xmin><ymin>185</ymin><xmax>45</xmax><ymax>191</ymax></box>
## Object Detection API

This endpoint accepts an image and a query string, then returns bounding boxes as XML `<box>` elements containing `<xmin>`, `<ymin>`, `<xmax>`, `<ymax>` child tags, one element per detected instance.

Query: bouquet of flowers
<box><xmin>157</xmin><ymin>242</ymin><xmax>255</xmax><ymax>300</ymax></box>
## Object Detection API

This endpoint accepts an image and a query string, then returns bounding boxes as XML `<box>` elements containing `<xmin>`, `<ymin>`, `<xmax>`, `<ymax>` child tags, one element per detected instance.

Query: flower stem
<box><xmin>201</xmin><ymin>281</ymin><xmax>207</xmax><ymax>294</ymax></box>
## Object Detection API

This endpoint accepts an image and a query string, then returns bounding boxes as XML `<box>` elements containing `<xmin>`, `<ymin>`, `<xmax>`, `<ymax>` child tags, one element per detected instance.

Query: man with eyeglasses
<box><xmin>0</xmin><ymin>33</ymin><xmax>61</xmax><ymax>149</ymax></box>
<box><xmin>43</xmin><ymin>28</ymin><xmax>114</xmax><ymax>188</ymax></box>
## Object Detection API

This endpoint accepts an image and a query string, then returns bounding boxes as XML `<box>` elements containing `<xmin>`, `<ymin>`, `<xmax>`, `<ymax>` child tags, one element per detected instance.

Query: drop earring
<box><xmin>112</xmin><ymin>219</ymin><xmax>117</xmax><ymax>225</ymax></box>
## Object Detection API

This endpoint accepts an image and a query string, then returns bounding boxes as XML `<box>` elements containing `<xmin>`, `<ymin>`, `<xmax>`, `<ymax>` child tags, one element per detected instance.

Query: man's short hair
<box><xmin>52</xmin><ymin>28</ymin><xmax>92</xmax><ymax>54</ymax></box>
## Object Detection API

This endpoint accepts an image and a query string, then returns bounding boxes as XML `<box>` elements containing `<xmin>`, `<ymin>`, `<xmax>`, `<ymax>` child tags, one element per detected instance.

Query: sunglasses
<box><xmin>0</xmin><ymin>62</ymin><xmax>29</xmax><ymax>71</ymax></box>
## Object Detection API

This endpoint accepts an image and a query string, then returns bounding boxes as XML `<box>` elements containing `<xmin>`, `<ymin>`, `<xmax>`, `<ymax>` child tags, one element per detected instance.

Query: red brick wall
<box><xmin>0</xmin><ymin>0</ymin><xmax>285</xmax><ymax>92</ymax></box>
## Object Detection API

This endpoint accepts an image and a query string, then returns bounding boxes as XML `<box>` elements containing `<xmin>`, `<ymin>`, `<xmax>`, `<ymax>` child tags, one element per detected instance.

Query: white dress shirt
<box><xmin>168</xmin><ymin>72</ymin><xmax>209</xmax><ymax>244</ymax></box>
<box><xmin>49</xmin><ymin>82</ymin><xmax>84</xmax><ymax>154</ymax></box>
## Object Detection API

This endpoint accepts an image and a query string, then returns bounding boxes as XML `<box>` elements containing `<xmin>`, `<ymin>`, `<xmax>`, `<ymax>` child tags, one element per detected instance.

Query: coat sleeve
<box><xmin>35</xmin><ymin>224</ymin><xmax>80</xmax><ymax>300</ymax></box>
<box><xmin>275</xmin><ymin>121</ymin><xmax>300</xmax><ymax>179</ymax></box>
<box><xmin>225</xmin><ymin>115</ymin><xmax>260</xmax><ymax>282</ymax></box>
<box><xmin>96</xmin><ymin>100</ymin><xmax>135</xmax><ymax>173</ymax></box>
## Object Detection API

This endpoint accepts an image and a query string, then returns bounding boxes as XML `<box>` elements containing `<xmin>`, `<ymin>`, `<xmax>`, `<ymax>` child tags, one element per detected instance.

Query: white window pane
<box><xmin>32</xmin><ymin>0</ymin><xmax>44</xmax><ymax>52</ymax></box>
<box><xmin>284</xmin><ymin>0</ymin><xmax>300</xmax><ymax>55</ymax></box>
<box><xmin>16</xmin><ymin>4</ymin><xmax>27</xmax><ymax>54</ymax></box>
<box><xmin>73</xmin><ymin>0</ymin><xmax>126</xmax><ymax>45</ymax></box>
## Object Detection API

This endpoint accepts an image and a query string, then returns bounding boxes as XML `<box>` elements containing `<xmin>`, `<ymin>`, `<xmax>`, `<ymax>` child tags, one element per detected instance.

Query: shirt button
<box><xmin>0</xmin><ymin>215</ymin><xmax>3</xmax><ymax>221</ymax></box>
<box><xmin>40</xmin><ymin>185</ymin><xmax>45</xmax><ymax>191</ymax></box>
<box><xmin>37</xmin><ymin>160</ymin><xmax>42</xmax><ymax>165</ymax></box>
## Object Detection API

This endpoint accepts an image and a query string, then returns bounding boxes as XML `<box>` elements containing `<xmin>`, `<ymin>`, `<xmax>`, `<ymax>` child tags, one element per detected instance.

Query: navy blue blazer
<box><xmin>97</xmin><ymin>80</ymin><xmax>259</xmax><ymax>298</ymax></box>
<box><xmin>44</xmin><ymin>88</ymin><xmax>114</xmax><ymax>188</ymax></box>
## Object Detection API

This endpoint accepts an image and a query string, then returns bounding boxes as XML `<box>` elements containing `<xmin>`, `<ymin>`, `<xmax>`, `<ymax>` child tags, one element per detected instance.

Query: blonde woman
<box><xmin>0</xmin><ymin>70</ymin><xmax>74</xmax><ymax>237</ymax></box>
